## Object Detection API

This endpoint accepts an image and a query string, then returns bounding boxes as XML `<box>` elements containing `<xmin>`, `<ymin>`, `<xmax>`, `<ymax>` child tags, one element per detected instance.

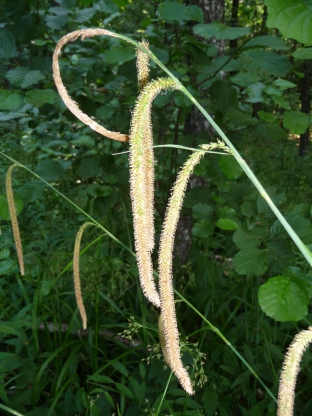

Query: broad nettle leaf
<box><xmin>8</xmin><ymin>67</ymin><xmax>45</xmax><ymax>89</ymax></box>
<box><xmin>233</xmin><ymin>249</ymin><xmax>269</xmax><ymax>277</ymax></box>
<box><xmin>192</xmin><ymin>220</ymin><xmax>215</xmax><ymax>238</ymax></box>
<box><xmin>233</xmin><ymin>229</ymin><xmax>260</xmax><ymax>250</ymax></box>
<box><xmin>265</xmin><ymin>0</ymin><xmax>312</xmax><ymax>45</ymax></box>
<box><xmin>253</xmin><ymin>123</ymin><xmax>287</xmax><ymax>141</ymax></box>
<box><xmin>259</xmin><ymin>276</ymin><xmax>309</xmax><ymax>322</ymax></box>
<box><xmin>283</xmin><ymin>110</ymin><xmax>310</xmax><ymax>134</ymax></box>
<box><xmin>192</xmin><ymin>203</ymin><xmax>213</xmax><ymax>220</ymax></box>
<box><xmin>36</xmin><ymin>159</ymin><xmax>65</xmax><ymax>181</ymax></box>
<box><xmin>105</xmin><ymin>46</ymin><xmax>135</xmax><ymax>64</ymax></box>
<box><xmin>239</xmin><ymin>50</ymin><xmax>291</xmax><ymax>77</ymax></box>
<box><xmin>292</xmin><ymin>47</ymin><xmax>312</xmax><ymax>59</ymax></box>
<box><xmin>77</xmin><ymin>157</ymin><xmax>102</xmax><ymax>178</ymax></box>
<box><xmin>0</xmin><ymin>195</ymin><xmax>24</xmax><ymax>221</ymax></box>
<box><xmin>0</xmin><ymin>29</ymin><xmax>17</xmax><ymax>58</ymax></box>
<box><xmin>25</xmin><ymin>89</ymin><xmax>58</xmax><ymax>107</ymax></box>
<box><xmin>193</xmin><ymin>22</ymin><xmax>250</xmax><ymax>40</ymax></box>
<box><xmin>0</xmin><ymin>90</ymin><xmax>20</xmax><ymax>110</ymax></box>
<box><xmin>219</xmin><ymin>156</ymin><xmax>243</xmax><ymax>180</ymax></box>
<box><xmin>158</xmin><ymin>2</ymin><xmax>203</xmax><ymax>23</ymax></box>
<box><xmin>231</xmin><ymin>72</ymin><xmax>260</xmax><ymax>88</ymax></box>
<box><xmin>242</xmin><ymin>35</ymin><xmax>290</xmax><ymax>51</ymax></box>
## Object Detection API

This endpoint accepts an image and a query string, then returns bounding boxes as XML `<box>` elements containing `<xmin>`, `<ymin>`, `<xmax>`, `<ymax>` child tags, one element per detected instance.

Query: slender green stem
<box><xmin>131</xmin><ymin>38</ymin><xmax>312</xmax><ymax>268</ymax></box>
<box><xmin>0</xmin><ymin>152</ymin><xmax>134</xmax><ymax>258</ymax></box>
<box><xmin>0</xmin><ymin>404</ymin><xmax>24</xmax><ymax>416</ymax></box>
<box><xmin>155</xmin><ymin>371</ymin><xmax>173</xmax><ymax>416</ymax></box>
<box><xmin>174</xmin><ymin>289</ymin><xmax>277</xmax><ymax>403</ymax></box>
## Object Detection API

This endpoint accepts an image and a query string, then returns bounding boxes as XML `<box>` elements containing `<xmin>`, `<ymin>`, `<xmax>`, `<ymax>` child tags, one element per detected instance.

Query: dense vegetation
<box><xmin>1</xmin><ymin>0</ymin><xmax>312</xmax><ymax>415</ymax></box>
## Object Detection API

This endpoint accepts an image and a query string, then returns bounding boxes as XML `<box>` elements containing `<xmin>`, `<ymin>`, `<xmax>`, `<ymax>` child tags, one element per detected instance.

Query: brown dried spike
<box><xmin>73</xmin><ymin>222</ymin><xmax>97</xmax><ymax>330</ymax></box>
<box><xmin>6</xmin><ymin>164</ymin><xmax>24</xmax><ymax>276</ymax></box>
<box><xmin>53</xmin><ymin>29</ymin><xmax>129</xmax><ymax>142</ymax></box>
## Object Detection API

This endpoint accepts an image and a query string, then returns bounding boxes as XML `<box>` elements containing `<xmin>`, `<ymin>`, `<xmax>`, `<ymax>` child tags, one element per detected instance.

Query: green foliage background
<box><xmin>1</xmin><ymin>0</ymin><xmax>312</xmax><ymax>415</ymax></box>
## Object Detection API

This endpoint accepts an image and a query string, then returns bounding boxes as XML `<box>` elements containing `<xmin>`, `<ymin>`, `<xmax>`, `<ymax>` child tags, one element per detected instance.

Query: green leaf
<box><xmin>259</xmin><ymin>276</ymin><xmax>309</xmax><ymax>322</ymax></box>
<box><xmin>35</xmin><ymin>159</ymin><xmax>65</xmax><ymax>181</ymax></box>
<box><xmin>233</xmin><ymin>249</ymin><xmax>269</xmax><ymax>277</ymax></box>
<box><xmin>115</xmin><ymin>383</ymin><xmax>135</xmax><ymax>399</ymax></box>
<box><xmin>283</xmin><ymin>110</ymin><xmax>310</xmax><ymax>134</ymax></box>
<box><xmin>0</xmin><ymin>249</ymin><xmax>10</xmax><ymax>260</ymax></box>
<box><xmin>285</xmin><ymin>213</ymin><xmax>312</xmax><ymax>238</ymax></box>
<box><xmin>219</xmin><ymin>155</ymin><xmax>243</xmax><ymax>180</ymax></box>
<box><xmin>227</xmin><ymin>108</ymin><xmax>258</xmax><ymax>127</ymax></box>
<box><xmin>239</xmin><ymin>50</ymin><xmax>291</xmax><ymax>77</ymax></box>
<box><xmin>111</xmin><ymin>361</ymin><xmax>128</xmax><ymax>377</ymax></box>
<box><xmin>202</xmin><ymin>391</ymin><xmax>218</xmax><ymax>416</ymax></box>
<box><xmin>105</xmin><ymin>46</ymin><xmax>135</xmax><ymax>64</ymax></box>
<box><xmin>193</xmin><ymin>22</ymin><xmax>250</xmax><ymax>40</ymax></box>
<box><xmin>186</xmin><ymin>5</ymin><xmax>204</xmax><ymax>23</ymax></box>
<box><xmin>209</xmin><ymin>80</ymin><xmax>237</xmax><ymax>114</ymax></box>
<box><xmin>257</xmin><ymin>110</ymin><xmax>277</xmax><ymax>123</ymax></box>
<box><xmin>292</xmin><ymin>47</ymin><xmax>312</xmax><ymax>59</ymax></box>
<box><xmin>216</xmin><ymin>218</ymin><xmax>238</xmax><ymax>230</ymax></box>
<box><xmin>77</xmin><ymin>157</ymin><xmax>102</xmax><ymax>178</ymax></box>
<box><xmin>265</xmin><ymin>0</ymin><xmax>312</xmax><ymax>45</ymax></box>
<box><xmin>0</xmin><ymin>260</ymin><xmax>14</xmax><ymax>275</ymax></box>
<box><xmin>25</xmin><ymin>89</ymin><xmax>57</xmax><ymax>107</ymax></box>
<box><xmin>192</xmin><ymin>220</ymin><xmax>215</xmax><ymax>238</ymax></box>
<box><xmin>270</xmin><ymin>94</ymin><xmax>291</xmax><ymax>109</ymax></box>
<box><xmin>150</xmin><ymin>47</ymin><xmax>169</xmax><ymax>64</ymax></box>
<box><xmin>0</xmin><ymin>29</ymin><xmax>17</xmax><ymax>58</ymax></box>
<box><xmin>72</xmin><ymin>136</ymin><xmax>95</xmax><ymax>146</ymax></box>
<box><xmin>0</xmin><ymin>325</ymin><xmax>19</xmax><ymax>336</ymax></box>
<box><xmin>253</xmin><ymin>123</ymin><xmax>287</xmax><ymax>141</ymax></box>
<box><xmin>0</xmin><ymin>194</ymin><xmax>23</xmax><ymax>221</ymax></box>
<box><xmin>240</xmin><ymin>201</ymin><xmax>257</xmax><ymax>218</ymax></box>
<box><xmin>233</xmin><ymin>229</ymin><xmax>260</xmax><ymax>249</ymax></box>
<box><xmin>192</xmin><ymin>203</ymin><xmax>213</xmax><ymax>220</ymax></box>
<box><xmin>6</xmin><ymin>67</ymin><xmax>29</xmax><ymax>86</ymax></box>
<box><xmin>87</xmin><ymin>374</ymin><xmax>114</xmax><ymax>383</ymax></box>
<box><xmin>45</xmin><ymin>14</ymin><xmax>69</xmax><ymax>30</ymax></box>
<box><xmin>231</xmin><ymin>72</ymin><xmax>260</xmax><ymax>87</ymax></box>
<box><xmin>158</xmin><ymin>2</ymin><xmax>202</xmax><ymax>23</ymax></box>
<box><xmin>242</xmin><ymin>35</ymin><xmax>290</xmax><ymax>51</ymax></box>
<box><xmin>0</xmin><ymin>90</ymin><xmax>20</xmax><ymax>110</ymax></box>
<box><xmin>273</xmin><ymin>79</ymin><xmax>297</xmax><ymax>90</ymax></box>
<box><xmin>21</xmin><ymin>70</ymin><xmax>45</xmax><ymax>88</ymax></box>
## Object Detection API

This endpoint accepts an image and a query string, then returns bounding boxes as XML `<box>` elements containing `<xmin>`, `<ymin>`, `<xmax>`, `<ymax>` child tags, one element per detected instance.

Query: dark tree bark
<box><xmin>175</xmin><ymin>0</ymin><xmax>225</xmax><ymax>264</ymax></box>
<box><xmin>229</xmin><ymin>0</ymin><xmax>239</xmax><ymax>49</ymax></box>
<box><xmin>299</xmin><ymin>60</ymin><xmax>312</xmax><ymax>156</ymax></box>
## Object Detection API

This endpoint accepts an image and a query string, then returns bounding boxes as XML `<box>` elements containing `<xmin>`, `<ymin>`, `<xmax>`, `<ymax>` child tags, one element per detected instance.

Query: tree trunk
<box><xmin>299</xmin><ymin>60</ymin><xmax>312</xmax><ymax>156</ymax></box>
<box><xmin>176</xmin><ymin>0</ymin><xmax>225</xmax><ymax>264</ymax></box>
<box><xmin>229</xmin><ymin>0</ymin><xmax>239</xmax><ymax>49</ymax></box>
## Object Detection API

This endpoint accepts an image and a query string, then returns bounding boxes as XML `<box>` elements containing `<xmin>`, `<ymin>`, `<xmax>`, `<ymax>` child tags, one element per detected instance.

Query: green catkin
<box><xmin>129</xmin><ymin>78</ymin><xmax>178</xmax><ymax>308</ymax></box>
<box><xmin>158</xmin><ymin>150</ymin><xmax>205</xmax><ymax>395</ymax></box>
<box><xmin>278</xmin><ymin>326</ymin><xmax>312</xmax><ymax>415</ymax></box>
<box><xmin>73</xmin><ymin>222</ymin><xmax>97</xmax><ymax>330</ymax></box>
<box><xmin>6</xmin><ymin>165</ymin><xmax>24</xmax><ymax>276</ymax></box>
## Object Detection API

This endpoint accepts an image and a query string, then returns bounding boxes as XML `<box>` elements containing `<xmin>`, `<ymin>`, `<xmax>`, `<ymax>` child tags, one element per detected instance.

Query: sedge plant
<box><xmin>4</xmin><ymin>26</ymin><xmax>312</xmax><ymax>413</ymax></box>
